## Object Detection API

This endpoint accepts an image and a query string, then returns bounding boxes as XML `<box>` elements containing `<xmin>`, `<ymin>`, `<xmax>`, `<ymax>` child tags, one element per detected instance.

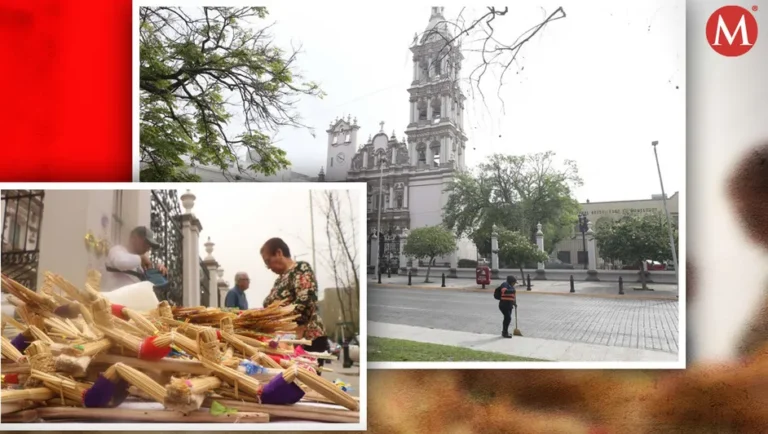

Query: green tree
<box><xmin>595</xmin><ymin>212</ymin><xmax>679</xmax><ymax>290</ymax></box>
<box><xmin>139</xmin><ymin>7</ymin><xmax>323</xmax><ymax>181</ymax></box>
<box><xmin>444</xmin><ymin>152</ymin><xmax>582</xmax><ymax>255</ymax></box>
<box><xmin>403</xmin><ymin>226</ymin><xmax>457</xmax><ymax>283</ymax></box>
<box><xmin>497</xmin><ymin>229</ymin><xmax>548</xmax><ymax>281</ymax></box>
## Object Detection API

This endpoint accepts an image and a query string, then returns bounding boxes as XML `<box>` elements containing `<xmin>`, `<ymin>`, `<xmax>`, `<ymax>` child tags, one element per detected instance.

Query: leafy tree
<box><xmin>595</xmin><ymin>212</ymin><xmax>679</xmax><ymax>290</ymax></box>
<box><xmin>403</xmin><ymin>226</ymin><xmax>457</xmax><ymax>283</ymax></box>
<box><xmin>139</xmin><ymin>7</ymin><xmax>323</xmax><ymax>181</ymax></box>
<box><xmin>444</xmin><ymin>152</ymin><xmax>582</xmax><ymax>255</ymax></box>
<box><xmin>497</xmin><ymin>229</ymin><xmax>548</xmax><ymax>281</ymax></box>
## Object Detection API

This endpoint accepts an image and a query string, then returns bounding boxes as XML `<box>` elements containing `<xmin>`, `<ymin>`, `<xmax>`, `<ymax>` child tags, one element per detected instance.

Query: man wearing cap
<box><xmin>101</xmin><ymin>226</ymin><xmax>167</xmax><ymax>291</ymax></box>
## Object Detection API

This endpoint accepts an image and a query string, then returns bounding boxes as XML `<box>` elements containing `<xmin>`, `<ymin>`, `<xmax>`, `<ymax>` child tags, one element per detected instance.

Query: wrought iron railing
<box><xmin>150</xmin><ymin>190</ymin><xmax>184</xmax><ymax>306</ymax></box>
<box><xmin>200</xmin><ymin>259</ymin><xmax>210</xmax><ymax>307</ymax></box>
<box><xmin>1</xmin><ymin>190</ymin><xmax>45</xmax><ymax>290</ymax></box>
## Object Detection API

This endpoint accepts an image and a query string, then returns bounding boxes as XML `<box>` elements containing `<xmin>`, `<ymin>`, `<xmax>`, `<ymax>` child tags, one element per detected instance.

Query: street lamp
<box><xmin>651</xmin><ymin>140</ymin><xmax>679</xmax><ymax>284</ymax></box>
<box><xmin>374</xmin><ymin>156</ymin><xmax>387</xmax><ymax>275</ymax></box>
<box><xmin>578</xmin><ymin>212</ymin><xmax>589</xmax><ymax>268</ymax></box>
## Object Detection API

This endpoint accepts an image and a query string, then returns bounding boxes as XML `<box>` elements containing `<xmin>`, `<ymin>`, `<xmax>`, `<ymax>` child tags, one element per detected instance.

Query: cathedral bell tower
<box><xmin>405</xmin><ymin>6</ymin><xmax>468</xmax><ymax>170</ymax></box>
<box><xmin>325</xmin><ymin>115</ymin><xmax>360</xmax><ymax>182</ymax></box>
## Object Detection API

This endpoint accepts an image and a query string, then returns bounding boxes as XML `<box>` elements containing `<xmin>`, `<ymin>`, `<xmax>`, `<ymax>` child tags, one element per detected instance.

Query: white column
<box><xmin>410</xmin><ymin>102</ymin><xmax>415</xmax><ymax>123</ymax></box>
<box><xmin>371</xmin><ymin>233</ymin><xmax>380</xmax><ymax>274</ymax></box>
<box><xmin>441</xmin><ymin>137</ymin><xmax>446</xmax><ymax>164</ymax></box>
<box><xmin>180</xmin><ymin>190</ymin><xmax>201</xmax><ymax>307</ymax></box>
<box><xmin>491</xmin><ymin>224</ymin><xmax>499</xmax><ymax>277</ymax></box>
<box><xmin>203</xmin><ymin>237</ymin><xmax>219</xmax><ymax>308</ymax></box>
<box><xmin>536</xmin><ymin>223</ymin><xmax>545</xmax><ymax>270</ymax></box>
<box><xmin>440</xmin><ymin>95</ymin><xmax>446</xmax><ymax>118</ymax></box>
<box><xmin>403</xmin><ymin>185</ymin><xmax>409</xmax><ymax>208</ymax></box>
<box><xmin>427</xmin><ymin>99</ymin><xmax>432</xmax><ymax>120</ymax></box>
<box><xmin>399</xmin><ymin>229</ymin><xmax>409</xmax><ymax>273</ymax></box>
<box><xmin>216</xmin><ymin>269</ymin><xmax>228</xmax><ymax>308</ymax></box>
<box><xmin>388</xmin><ymin>184</ymin><xmax>394</xmax><ymax>208</ymax></box>
<box><xmin>412</xmin><ymin>61</ymin><xmax>416</xmax><ymax>81</ymax></box>
<box><xmin>586</xmin><ymin>221</ymin><xmax>599</xmax><ymax>281</ymax></box>
<box><xmin>362</xmin><ymin>150</ymin><xmax>369</xmax><ymax>169</ymax></box>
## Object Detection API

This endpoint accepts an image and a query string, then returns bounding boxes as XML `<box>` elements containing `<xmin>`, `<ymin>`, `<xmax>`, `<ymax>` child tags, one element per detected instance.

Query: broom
<box><xmin>513</xmin><ymin>305</ymin><xmax>522</xmax><ymax>337</ymax></box>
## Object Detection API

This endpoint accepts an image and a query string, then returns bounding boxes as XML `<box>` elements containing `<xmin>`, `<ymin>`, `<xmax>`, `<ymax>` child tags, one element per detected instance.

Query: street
<box><xmin>369</xmin><ymin>286</ymin><xmax>679</xmax><ymax>354</ymax></box>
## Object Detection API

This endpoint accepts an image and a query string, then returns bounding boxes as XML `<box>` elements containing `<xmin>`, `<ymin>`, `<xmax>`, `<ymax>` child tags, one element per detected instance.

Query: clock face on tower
<box><xmin>336</xmin><ymin>152</ymin><xmax>346</xmax><ymax>163</ymax></box>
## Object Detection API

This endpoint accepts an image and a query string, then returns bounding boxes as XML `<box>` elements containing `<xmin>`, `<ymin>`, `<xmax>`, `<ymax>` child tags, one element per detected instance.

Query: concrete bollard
<box><xmin>526</xmin><ymin>274</ymin><xmax>532</xmax><ymax>291</ymax></box>
<box><xmin>619</xmin><ymin>276</ymin><xmax>624</xmax><ymax>295</ymax></box>
<box><xmin>570</xmin><ymin>275</ymin><xmax>575</xmax><ymax>293</ymax></box>
<box><xmin>441</xmin><ymin>273</ymin><xmax>446</xmax><ymax>288</ymax></box>
<box><xmin>408</xmin><ymin>272</ymin><xmax>412</xmax><ymax>286</ymax></box>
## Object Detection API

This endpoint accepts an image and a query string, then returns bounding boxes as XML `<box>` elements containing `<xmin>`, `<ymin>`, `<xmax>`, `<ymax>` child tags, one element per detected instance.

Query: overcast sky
<box><xmin>183</xmin><ymin>185</ymin><xmax>361</xmax><ymax>308</ymax></box>
<box><xmin>227</xmin><ymin>1</ymin><xmax>685</xmax><ymax>202</ymax></box>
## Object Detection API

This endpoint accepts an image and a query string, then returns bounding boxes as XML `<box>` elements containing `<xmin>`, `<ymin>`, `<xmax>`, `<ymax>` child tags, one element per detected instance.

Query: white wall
<box><xmin>36</xmin><ymin>190</ymin><xmax>151</xmax><ymax>290</ymax></box>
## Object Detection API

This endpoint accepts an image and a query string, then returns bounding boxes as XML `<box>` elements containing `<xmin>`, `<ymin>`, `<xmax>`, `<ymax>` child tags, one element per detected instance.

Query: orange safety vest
<box><xmin>500</xmin><ymin>286</ymin><xmax>516</xmax><ymax>302</ymax></box>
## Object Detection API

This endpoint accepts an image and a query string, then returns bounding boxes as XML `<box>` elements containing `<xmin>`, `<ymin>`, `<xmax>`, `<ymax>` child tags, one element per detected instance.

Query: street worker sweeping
<box><xmin>494</xmin><ymin>275</ymin><xmax>519</xmax><ymax>338</ymax></box>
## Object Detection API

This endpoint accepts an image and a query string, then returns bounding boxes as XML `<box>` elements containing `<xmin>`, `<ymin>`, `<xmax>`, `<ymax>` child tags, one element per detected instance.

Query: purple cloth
<box><xmin>10</xmin><ymin>332</ymin><xmax>30</xmax><ymax>353</ymax></box>
<box><xmin>260</xmin><ymin>375</ymin><xmax>305</xmax><ymax>405</ymax></box>
<box><xmin>83</xmin><ymin>375</ymin><xmax>119</xmax><ymax>408</ymax></box>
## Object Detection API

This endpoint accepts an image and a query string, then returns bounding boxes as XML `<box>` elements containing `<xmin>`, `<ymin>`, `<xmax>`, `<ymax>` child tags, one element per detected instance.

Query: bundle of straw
<box><xmin>113</xmin><ymin>362</ymin><xmax>166</xmax><ymax>404</ymax></box>
<box><xmin>30</xmin><ymin>370</ymin><xmax>90</xmax><ymax>406</ymax></box>
<box><xmin>289</xmin><ymin>366</ymin><xmax>359</xmax><ymax>411</ymax></box>
<box><xmin>24</xmin><ymin>342</ymin><xmax>56</xmax><ymax>388</ymax></box>
<box><xmin>1</xmin><ymin>335</ymin><xmax>26</xmax><ymax>363</ymax></box>
<box><xmin>165</xmin><ymin>375</ymin><xmax>222</xmax><ymax>413</ymax></box>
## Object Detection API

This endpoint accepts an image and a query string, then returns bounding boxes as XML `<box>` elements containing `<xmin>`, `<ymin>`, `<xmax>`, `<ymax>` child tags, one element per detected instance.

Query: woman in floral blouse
<box><xmin>260</xmin><ymin>237</ymin><xmax>328</xmax><ymax>360</ymax></box>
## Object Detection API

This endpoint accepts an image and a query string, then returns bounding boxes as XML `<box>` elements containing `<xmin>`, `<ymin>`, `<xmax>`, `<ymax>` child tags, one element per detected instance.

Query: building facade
<box><xmin>323</xmin><ymin>7</ymin><xmax>476</xmax><ymax>270</ymax></box>
<box><xmin>1</xmin><ymin>189</ymin><xmax>225</xmax><ymax>307</ymax></box>
<box><xmin>554</xmin><ymin>192</ymin><xmax>680</xmax><ymax>268</ymax></box>
<box><xmin>175</xmin><ymin>152</ymin><xmax>316</xmax><ymax>183</ymax></box>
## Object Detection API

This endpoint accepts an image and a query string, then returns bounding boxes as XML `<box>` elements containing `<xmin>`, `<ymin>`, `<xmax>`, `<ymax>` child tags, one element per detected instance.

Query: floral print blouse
<box><xmin>263</xmin><ymin>261</ymin><xmax>325</xmax><ymax>340</ymax></box>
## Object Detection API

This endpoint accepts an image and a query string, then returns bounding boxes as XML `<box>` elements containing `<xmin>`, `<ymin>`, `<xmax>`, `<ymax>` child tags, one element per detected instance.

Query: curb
<box><xmin>368</xmin><ymin>283</ymin><xmax>679</xmax><ymax>301</ymax></box>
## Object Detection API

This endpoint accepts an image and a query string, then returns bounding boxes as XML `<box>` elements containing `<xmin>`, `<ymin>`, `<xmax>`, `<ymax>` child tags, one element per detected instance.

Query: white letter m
<box><xmin>713</xmin><ymin>14</ymin><xmax>752</xmax><ymax>46</ymax></box>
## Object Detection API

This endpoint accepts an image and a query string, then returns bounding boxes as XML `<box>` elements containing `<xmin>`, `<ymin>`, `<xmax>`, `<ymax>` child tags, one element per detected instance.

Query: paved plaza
<box><xmin>368</xmin><ymin>285</ymin><xmax>680</xmax><ymax>359</ymax></box>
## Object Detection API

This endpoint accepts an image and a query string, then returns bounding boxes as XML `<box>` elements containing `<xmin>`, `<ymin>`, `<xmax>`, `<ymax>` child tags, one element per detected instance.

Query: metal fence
<box><xmin>1</xmin><ymin>190</ymin><xmax>45</xmax><ymax>290</ymax></box>
<box><xmin>150</xmin><ymin>190</ymin><xmax>184</xmax><ymax>306</ymax></box>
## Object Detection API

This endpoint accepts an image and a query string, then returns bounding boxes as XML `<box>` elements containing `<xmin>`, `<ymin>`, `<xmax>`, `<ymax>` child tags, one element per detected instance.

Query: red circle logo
<box><xmin>706</xmin><ymin>5</ymin><xmax>758</xmax><ymax>56</ymax></box>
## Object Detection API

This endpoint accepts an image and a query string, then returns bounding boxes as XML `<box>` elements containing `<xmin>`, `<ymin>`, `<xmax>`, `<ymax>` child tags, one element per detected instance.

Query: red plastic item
<box><xmin>137</xmin><ymin>336</ymin><xmax>171</xmax><ymax>361</ymax></box>
<box><xmin>476</xmin><ymin>265</ymin><xmax>491</xmax><ymax>285</ymax></box>
<box><xmin>3</xmin><ymin>374</ymin><xmax>19</xmax><ymax>384</ymax></box>
<box><xmin>110</xmin><ymin>303</ymin><xmax>127</xmax><ymax>320</ymax></box>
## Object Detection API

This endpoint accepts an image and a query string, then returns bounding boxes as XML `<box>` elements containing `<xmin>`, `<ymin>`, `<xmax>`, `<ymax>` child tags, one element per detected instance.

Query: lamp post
<box><xmin>578</xmin><ymin>212</ymin><xmax>589</xmax><ymax>268</ymax></box>
<box><xmin>651</xmin><ymin>140</ymin><xmax>679</xmax><ymax>284</ymax></box>
<box><xmin>374</xmin><ymin>157</ymin><xmax>387</xmax><ymax>274</ymax></box>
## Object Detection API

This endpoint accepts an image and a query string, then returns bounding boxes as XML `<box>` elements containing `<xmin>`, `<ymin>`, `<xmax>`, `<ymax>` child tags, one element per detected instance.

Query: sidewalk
<box><xmin>368</xmin><ymin>321</ymin><xmax>679</xmax><ymax>362</ymax></box>
<box><xmin>368</xmin><ymin>275</ymin><xmax>679</xmax><ymax>301</ymax></box>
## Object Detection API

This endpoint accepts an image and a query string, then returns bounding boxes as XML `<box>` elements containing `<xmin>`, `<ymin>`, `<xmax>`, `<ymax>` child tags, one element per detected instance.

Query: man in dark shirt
<box><xmin>224</xmin><ymin>271</ymin><xmax>250</xmax><ymax>310</ymax></box>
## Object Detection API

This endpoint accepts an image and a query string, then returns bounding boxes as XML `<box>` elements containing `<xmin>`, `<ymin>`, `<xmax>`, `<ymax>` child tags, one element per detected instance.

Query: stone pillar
<box><xmin>370</xmin><ymin>232</ymin><xmax>379</xmax><ymax>275</ymax></box>
<box><xmin>535</xmin><ymin>223</ymin><xmax>546</xmax><ymax>280</ymax></box>
<box><xmin>403</xmin><ymin>185</ymin><xmax>409</xmax><ymax>209</ymax></box>
<box><xmin>216</xmin><ymin>268</ymin><xmax>228</xmax><ymax>308</ymax></box>
<box><xmin>448</xmin><ymin>235</ymin><xmax>458</xmax><ymax>278</ymax></box>
<box><xmin>399</xmin><ymin>228</ymin><xmax>409</xmax><ymax>274</ymax></box>
<box><xmin>362</xmin><ymin>150</ymin><xmax>369</xmax><ymax>169</ymax></box>
<box><xmin>202</xmin><ymin>237</ymin><xmax>219</xmax><ymax>308</ymax></box>
<box><xmin>427</xmin><ymin>99</ymin><xmax>432</xmax><ymax>120</ymax></box>
<box><xmin>388</xmin><ymin>184</ymin><xmax>394</xmax><ymax>208</ymax></box>
<box><xmin>180</xmin><ymin>190</ymin><xmax>202</xmax><ymax>307</ymax></box>
<box><xmin>491</xmin><ymin>224</ymin><xmax>499</xmax><ymax>279</ymax></box>
<box><xmin>586</xmin><ymin>221</ymin><xmax>599</xmax><ymax>281</ymax></box>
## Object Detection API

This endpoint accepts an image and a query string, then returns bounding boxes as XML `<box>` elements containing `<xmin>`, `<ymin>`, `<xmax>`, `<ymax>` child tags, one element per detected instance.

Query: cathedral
<box><xmin>323</xmin><ymin>7</ymin><xmax>476</xmax><ymax>271</ymax></box>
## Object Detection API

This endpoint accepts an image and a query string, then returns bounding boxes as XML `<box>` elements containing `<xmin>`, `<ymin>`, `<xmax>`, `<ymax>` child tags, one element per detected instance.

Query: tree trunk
<box><xmin>424</xmin><ymin>257</ymin><xmax>434</xmax><ymax>283</ymax></box>
<box><xmin>519</xmin><ymin>266</ymin><xmax>525</xmax><ymax>284</ymax></box>
<box><xmin>639</xmin><ymin>261</ymin><xmax>648</xmax><ymax>290</ymax></box>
